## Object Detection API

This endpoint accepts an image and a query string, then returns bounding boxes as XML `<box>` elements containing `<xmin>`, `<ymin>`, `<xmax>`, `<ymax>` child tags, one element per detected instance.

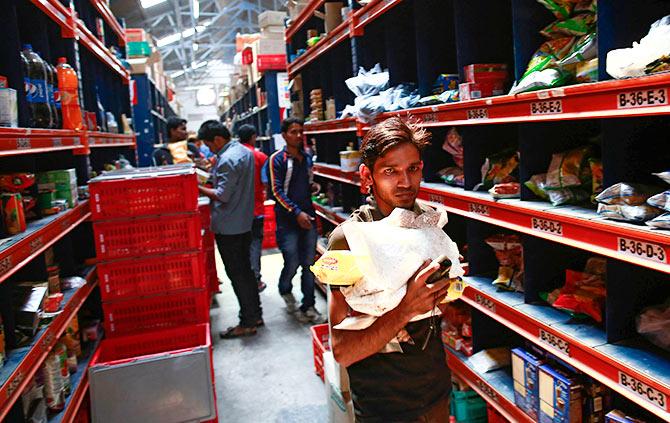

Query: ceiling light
<box><xmin>196</xmin><ymin>87</ymin><xmax>217</xmax><ymax>106</ymax></box>
<box><xmin>171</xmin><ymin>70</ymin><xmax>185</xmax><ymax>78</ymax></box>
<box><xmin>156</xmin><ymin>32</ymin><xmax>182</xmax><ymax>47</ymax></box>
<box><xmin>193</xmin><ymin>42</ymin><xmax>199</xmax><ymax>51</ymax></box>
<box><xmin>140</xmin><ymin>0</ymin><xmax>166</xmax><ymax>8</ymax></box>
<box><xmin>156</xmin><ymin>24</ymin><xmax>209</xmax><ymax>47</ymax></box>
<box><xmin>192</xmin><ymin>61</ymin><xmax>208</xmax><ymax>69</ymax></box>
<box><xmin>193</xmin><ymin>0</ymin><xmax>200</xmax><ymax>19</ymax></box>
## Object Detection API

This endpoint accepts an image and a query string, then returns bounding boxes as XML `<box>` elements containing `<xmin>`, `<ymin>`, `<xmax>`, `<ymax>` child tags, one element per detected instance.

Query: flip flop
<box><xmin>258</xmin><ymin>281</ymin><xmax>267</xmax><ymax>292</ymax></box>
<box><xmin>219</xmin><ymin>325</ymin><xmax>257</xmax><ymax>339</ymax></box>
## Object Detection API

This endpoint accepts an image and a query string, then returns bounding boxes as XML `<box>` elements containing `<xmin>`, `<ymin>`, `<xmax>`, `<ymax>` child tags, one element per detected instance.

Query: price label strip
<box><xmin>539</xmin><ymin>329</ymin><xmax>571</xmax><ymax>356</ymax></box>
<box><xmin>476</xmin><ymin>379</ymin><xmax>498</xmax><ymax>402</ymax></box>
<box><xmin>469</xmin><ymin>203</ymin><xmax>490</xmax><ymax>216</ymax></box>
<box><xmin>530</xmin><ymin>100</ymin><xmax>563</xmax><ymax>115</ymax></box>
<box><xmin>467</xmin><ymin>108</ymin><xmax>488</xmax><ymax>120</ymax></box>
<box><xmin>617</xmin><ymin>237</ymin><xmax>667</xmax><ymax>264</ymax></box>
<box><xmin>617</xmin><ymin>88</ymin><xmax>668</xmax><ymax>109</ymax></box>
<box><xmin>618</xmin><ymin>371</ymin><xmax>667</xmax><ymax>411</ymax></box>
<box><xmin>475</xmin><ymin>294</ymin><xmax>496</xmax><ymax>313</ymax></box>
<box><xmin>531</xmin><ymin>217</ymin><xmax>563</xmax><ymax>236</ymax></box>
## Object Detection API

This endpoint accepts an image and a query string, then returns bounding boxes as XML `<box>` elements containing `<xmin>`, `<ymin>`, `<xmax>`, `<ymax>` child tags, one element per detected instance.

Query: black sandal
<box><xmin>219</xmin><ymin>325</ymin><xmax>257</xmax><ymax>339</ymax></box>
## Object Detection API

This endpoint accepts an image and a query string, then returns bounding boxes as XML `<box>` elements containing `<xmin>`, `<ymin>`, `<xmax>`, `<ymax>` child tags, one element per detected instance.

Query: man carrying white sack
<box><xmin>327</xmin><ymin>117</ymin><xmax>464</xmax><ymax>422</ymax></box>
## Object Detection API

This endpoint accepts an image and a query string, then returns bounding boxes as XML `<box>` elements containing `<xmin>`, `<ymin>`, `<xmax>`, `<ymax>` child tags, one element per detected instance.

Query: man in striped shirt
<box><xmin>268</xmin><ymin>117</ymin><xmax>326</xmax><ymax>324</ymax></box>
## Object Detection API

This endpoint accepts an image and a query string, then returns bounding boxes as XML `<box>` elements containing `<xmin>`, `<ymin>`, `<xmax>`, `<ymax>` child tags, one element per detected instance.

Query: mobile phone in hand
<box><xmin>426</xmin><ymin>255</ymin><xmax>453</xmax><ymax>284</ymax></box>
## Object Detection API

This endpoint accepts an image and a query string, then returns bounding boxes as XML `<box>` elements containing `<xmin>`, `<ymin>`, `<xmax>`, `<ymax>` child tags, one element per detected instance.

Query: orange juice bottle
<box><xmin>56</xmin><ymin>57</ymin><xmax>83</xmax><ymax>130</ymax></box>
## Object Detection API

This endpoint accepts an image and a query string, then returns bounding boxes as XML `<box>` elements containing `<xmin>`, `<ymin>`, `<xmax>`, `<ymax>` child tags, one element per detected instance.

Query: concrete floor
<box><xmin>210</xmin><ymin>250</ymin><xmax>328</xmax><ymax>422</ymax></box>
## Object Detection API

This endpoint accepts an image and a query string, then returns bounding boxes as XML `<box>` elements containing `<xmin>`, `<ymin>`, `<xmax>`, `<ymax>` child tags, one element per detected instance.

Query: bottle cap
<box><xmin>22</xmin><ymin>44</ymin><xmax>32</xmax><ymax>51</ymax></box>
<box><xmin>57</xmin><ymin>57</ymin><xmax>67</xmax><ymax>64</ymax></box>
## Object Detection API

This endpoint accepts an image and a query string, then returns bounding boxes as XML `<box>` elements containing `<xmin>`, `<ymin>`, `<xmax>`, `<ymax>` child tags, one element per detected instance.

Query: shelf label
<box><xmin>467</xmin><ymin>108</ymin><xmax>488</xmax><ymax>120</ymax></box>
<box><xmin>531</xmin><ymin>217</ymin><xmax>563</xmax><ymax>236</ymax></box>
<box><xmin>6</xmin><ymin>371</ymin><xmax>24</xmax><ymax>397</ymax></box>
<box><xmin>539</xmin><ymin>329</ymin><xmax>571</xmax><ymax>356</ymax></box>
<box><xmin>476</xmin><ymin>379</ymin><xmax>498</xmax><ymax>402</ymax></box>
<box><xmin>617</xmin><ymin>88</ymin><xmax>668</xmax><ymax>109</ymax></box>
<box><xmin>469</xmin><ymin>203</ymin><xmax>490</xmax><ymax>216</ymax></box>
<box><xmin>428</xmin><ymin>194</ymin><xmax>445</xmax><ymax>204</ymax></box>
<box><xmin>617</xmin><ymin>237</ymin><xmax>667</xmax><ymax>264</ymax></box>
<box><xmin>475</xmin><ymin>293</ymin><xmax>496</xmax><ymax>313</ymax></box>
<box><xmin>16</xmin><ymin>138</ymin><xmax>31</xmax><ymax>150</ymax></box>
<box><xmin>29</xmin><ymin>236</ymin><xmax>43</xmax><ymax>254</ymax></box>
<box><xmin>0</xmin><ymin>256</ymin><xmax>12</xmax><ymax>276</ymax></box>
<box><xmin>52</xmin><ymin>138</ymin><xmax>62</xmax><ymax>147</ymax></box>
<box><xmin>421</xmin><ymin>112</ymin><xmax>438</xmax><ymax>124</ymax></box>
<box><xmin>618</xmin><ymin>371</ymin><xmax>667</xmax><ymax>411</ymax></box>
<box><xmin>530</xmin><ymin>99</ymin><xmax>563</xmax><ymax>115</ymax></box>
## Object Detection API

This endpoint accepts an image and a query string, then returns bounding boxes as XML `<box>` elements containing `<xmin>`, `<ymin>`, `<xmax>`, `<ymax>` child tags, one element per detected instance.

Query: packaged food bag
<box><xmin>485</xmin><ymin>234</ymin><xmax>524</xmax><ymax>292</ymax></box>
<box><xmin>545</xmin><ymin>146</ymin><xmax>592</xmax><ymax>190</ymax></box>
<box><xmin>552</xmin><ymin>269</ymin><xmax>606</xmax><ymax>322</ymax></box>
<box><xmin>636</xmin><ymin>300</ymin><xmax>670</xmax><ymax>351</ymax></box>
<box><xmin>653</xmin><ymin>171</ymin><xmax>670</xmax><ymax>185</ymax></box>
<box><xmin>474</xmin><ymin>150</ymin><xmax>519</xmax><ymax>191</ymax></box>
<box><xmin>311</xmin><ymin>250</ymin><xmax>366</xmax><ymax>286</ymax></box>
<box><xmin>595</xmin><ymin>182</ymin><xmax>661</xmax><ymax>205</ymax></box>
<box><xmin>340</xmin><ymin>208</ymin><xmax>464</xmax><ymax>317</ymax></box>
<box><xmin>647</xmin><ymin>213</ymin><xmax>670</xmax><ymax>229</ymax></box>
<box><xmin>541</xmin><ymin>14</ymin><xmax>596</xmax><ymax>39</ymax></box>
<box><xmin>597</xmin><ymin>203</ymin><xmax>662</xmax><ymax>223</ymax></box>
<box><xmin>647</xmin><ymin>191</ymin><xmax>670</xmax><ymax>212</ymax></box>
<box><xmin>536</xmin><ymin>0</ymin><xmax>575</xmax><ymax>19</ymax></box>
<box><xmin>525</xmin><ymin>173</ymin><xmax>550</xmax><ymax>200</ymax></box>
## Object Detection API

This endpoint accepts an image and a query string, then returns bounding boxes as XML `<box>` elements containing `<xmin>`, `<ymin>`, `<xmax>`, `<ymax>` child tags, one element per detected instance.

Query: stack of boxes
<box><xmin>126</xmin><ymin>28</ymin><xmax>169</xmax><ymax>97</ymax></box>
<box><xmin>310</xmin><ymin>89</ymin><xmax>324</xmax><ymax>121</ymax></box>
<box><xmin>512</xmin><ymin>346</ymin><xmax>611</xmax><ymax>423</ymax></box>
<box><xmin>256</xmin><ymin>11</ymin><xmax>287</xmax><ymax>72</ymax></box>
<box><xmin>37</xmin><ymin>169</ymin><xmax>78</xmax><ymax>209</ymax></box>
<box><xmin>87</xmin><ymin>165</ymin><xmax>216</xmax><ymax>421</ymax></box>
<box><xmin>459</xmin><ymin>64</ymin><xmax>508</xmax><ymax>101</ymax></box>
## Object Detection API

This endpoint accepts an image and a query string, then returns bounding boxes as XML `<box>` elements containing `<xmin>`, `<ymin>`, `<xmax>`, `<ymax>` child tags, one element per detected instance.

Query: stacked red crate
<box><xmin>88</xmin><ymin>165</ymin><xmax>217</xmax><ymax>420</ymax></box>
<box><xmin>262</xmin><ymin>200</ymin><xmax>278</xmax><ymax>249</ymax></box>
<box><xmin>199</xmin><ymin>198</ymin><xmax>219</xmax><ymax>295</ymax></box>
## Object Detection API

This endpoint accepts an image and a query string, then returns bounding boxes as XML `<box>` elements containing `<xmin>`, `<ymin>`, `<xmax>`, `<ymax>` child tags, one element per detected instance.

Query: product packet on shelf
<box><xmin>636</xmin><ymin>299</ymin><xmax>670</xmax><ymax>351</ymax></box>
<box><xmin>485</xmin><ymin>234</ymin><xmax>524</xmax><ymax>292</ymax></box>
<box><xmin>536</xmin><ymin>0</ymin><xmax>575</xmax><ymax>19</ymax></box>
<box><xmin>474</xmin><ymin>150</ymin><xmax>519</xmax><ymax>191</ymax></box>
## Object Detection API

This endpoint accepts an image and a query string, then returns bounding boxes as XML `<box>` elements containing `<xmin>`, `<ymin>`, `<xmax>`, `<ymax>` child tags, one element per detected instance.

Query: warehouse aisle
<box><xmin>210</xmin><ymin>250</ymin><xmax>328</xmax><ymax>422</ymax></box>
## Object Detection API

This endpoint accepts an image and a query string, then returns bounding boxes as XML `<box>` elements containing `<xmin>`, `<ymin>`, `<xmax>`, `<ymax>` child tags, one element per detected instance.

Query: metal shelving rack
<box><xmin>288</xmin><ymin>1</ymin><xmax>670</xmax><ymax>421</ymax></box>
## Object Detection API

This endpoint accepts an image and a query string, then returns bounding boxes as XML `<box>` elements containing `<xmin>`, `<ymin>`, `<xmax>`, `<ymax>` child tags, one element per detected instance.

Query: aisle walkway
<box><xmin>210</xmin><ymin>250</ymin><xmax>328</xmax><ymax>422</ymax></box>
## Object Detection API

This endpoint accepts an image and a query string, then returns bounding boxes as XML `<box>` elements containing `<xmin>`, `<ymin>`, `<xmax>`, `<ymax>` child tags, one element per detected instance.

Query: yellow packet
<box><xmin>311</xmin><ymin>250</ymin><xmax>364</xmax><ymax>286</ymax></box>
<box><xmin>441</xmin><ymin>278</ymin><xmax>467</xmax><ymax>303</ymax></box>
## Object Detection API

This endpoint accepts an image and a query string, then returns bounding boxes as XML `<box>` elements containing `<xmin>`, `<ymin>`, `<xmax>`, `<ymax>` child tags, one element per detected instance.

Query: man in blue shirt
<box><xmin>268</xmin><ymin>117</ymin><xmax>326</xmax><ymax>324</ymax></box>
<box><xmin>198</xmin><ymin>120</ymin><xmax>263</xmax><ymax>338</ymax></box>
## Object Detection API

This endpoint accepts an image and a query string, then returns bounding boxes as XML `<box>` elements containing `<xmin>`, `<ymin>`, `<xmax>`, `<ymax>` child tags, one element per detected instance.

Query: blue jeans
<box><xmin>276</xmin><ymin>224</ymin><xmax>318</xmax><ymax>311</ymax></box>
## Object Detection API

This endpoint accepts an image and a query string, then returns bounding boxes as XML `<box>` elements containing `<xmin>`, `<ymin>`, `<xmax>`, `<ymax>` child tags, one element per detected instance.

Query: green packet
<box><xmin>536</xmin><ymin>0</ymin><xmax>574</xmax><ymax>19</ymax></box>
<box><xmin>541</xmin><ymin>13</ymin><xmax>596</xmax><ymax>39</ymax></box>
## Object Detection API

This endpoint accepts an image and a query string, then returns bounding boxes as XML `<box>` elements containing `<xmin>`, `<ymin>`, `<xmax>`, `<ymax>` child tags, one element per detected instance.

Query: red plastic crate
<box><xmin>102</xmin><ymin>290</ymin><xmax>209</xmax><ymax>336</ymax></box>
<box><xmin>487</xmin><ymin>405</ymin><xmax>509</xmax><ymax>423</ymax></box>
<box><xmin>203</xmin><ymin>230</ymin><xmax>215</xmax><ymax>250</ymax></box>
<box><xmin>89</xmin><ymin>172</ymin><xmax>198</xmax><ymax>220</ymax></box>
<box><xmin>311</xmin><ymin>323</ymin><xmax>330</xmax><ymax>382</ymax></box>
<box><xmin>199</xmin><ymin>202</ymin><xmax>211</xmax><ymax>230</ymax></box>
<box><xmin>97</xmin><ymin>252</ymin><xmax>206</xmax><ymax>302</ymax></box>
<box><xmin>94</xmin><ymin>213</ymin><xmax>202</xmax><ymax>260</ymax></box>
<box><xmin>94</xmin><ymin>324</ymin><xmax>211</xmax><ymax>363</ymax></box>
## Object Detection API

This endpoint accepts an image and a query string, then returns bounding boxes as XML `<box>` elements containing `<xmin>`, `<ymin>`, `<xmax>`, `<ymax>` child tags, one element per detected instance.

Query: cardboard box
<box><xmin>325</xmin><ymin>2</ymin><xmax>344</xmax><ymax>33</ymax></box>
<box><xmin>288</xmin><ymin>0</ymin><xmax>310</xmax><ymax>20</ymax></box>
<box><xmin>464</xmin><ymin>63</ymin><xmax>508</xmax><ymax>83</ymax></box>
<box><xmin>0</xmin><ymin>88</ymin><xmax>18</xmax><ymax>128</ymax></box>
<box><xmin>257</xmin><ymin>38</ymin><xmax>286</xmax><ymax>55</ymax></box>
<box><xmin>236</xmin><ymin>32</ymin><xmax>261</xmax><ymax>52</ymax></box>
<box><xmin>126</xmin><ymin>28</ymin><xmax>147</xmax><ymax>43</ymax></box>
<box><xmin>258</xmin><ymin>10</ymin><xmax>286</xmax><ymax>28</ymax></box>
<box><xmin>512</xmin><ymin>348</ymin><xmax>546</xmax><ymax>421</ymax></box>
<box><xmin>261</xmin><ymin>25</ymin><xmax>285</xmax><ymax>37</ymax></box>
<box><xmin>538</xmin><ymin>364</ymin><xmax>583</xmax><ymax>423</ymax></box>
<box><xmin>459</xmin><ymin>81</ymin><xmax>505</xmax><ymax>101</ymax></box>
<box><xmin>323</xmin><ymin>351</ymin><xmax>354</xmax><ymax>423</ymax></box>
<box><xmin>128</xmin><ymin>41</ymin><xmax>152</xmax><ymax>57</ymax></box>
<box><xmin>37</xmin><ymin>169</ymin><xmax>78</xmax><ymax>208</ymax></box>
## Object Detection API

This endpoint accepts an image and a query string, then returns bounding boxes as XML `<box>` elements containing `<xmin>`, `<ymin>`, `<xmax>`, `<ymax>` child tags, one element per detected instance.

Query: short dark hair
<box><xmin>281</xmin><ymin>117</ymin><xmax>304</xmax><ymax>134</ymax></box>
<box><xmin>198</xmin><ymin>120</ymin><xmax>231</xmax><ymax>142</ymax></box>
<box><xmin>167</xmin><ymin>117</ymin><xmax>187</xmax><ymax>133</ymax></box>
<box><xmin>361</xmin><ymin>117</ymin><xmax>430</xmax><ymax>169</ymax></box>
<box><xmin>238</xmin><ymin>124</ymin><xmax>256</xmax><ymax>144</ymax></box>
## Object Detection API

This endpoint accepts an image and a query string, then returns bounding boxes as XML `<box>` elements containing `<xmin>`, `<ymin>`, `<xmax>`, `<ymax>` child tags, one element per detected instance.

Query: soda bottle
<box><xmin>45</xmin><ymin>61</ymin><xmax>60</xmax><ymax>128</ymax></box>
<box><xmin>51</xmin><ymin>62</ymin><xmax>62</xmax><ymax>128</ymax></box>
<box><xmin>21</xmin><ymin>45</ymin><xmax>53</xmax><ymax>128</ymax></box>
<box><xmin>56</xmin><ymin>57</ymin><xmax>83</xmax><ymax>130</ymax></box>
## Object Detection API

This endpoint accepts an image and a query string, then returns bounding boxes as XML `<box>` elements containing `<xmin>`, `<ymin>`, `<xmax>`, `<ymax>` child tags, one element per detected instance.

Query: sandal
<box><xmin>219</xmin><ymin>325</ymin><xmax>257</xmax><ymax>339</ymax></box>
<box><xmin>258</xmin><ymin>281</ymin><xmax>267</xmax><ymax>292</ymax></box>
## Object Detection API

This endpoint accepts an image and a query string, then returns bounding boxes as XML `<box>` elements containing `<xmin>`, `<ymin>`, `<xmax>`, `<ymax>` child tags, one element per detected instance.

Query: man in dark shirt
<box><xmin>328</xmin><ymin>117</ymin><xmax>452</xmax><ymax>422</ymax></box>
<box><xmin>268</xmin><ymin>117</ymin><xmax>326</xmax><ymax>324</ymax></box>
<box><xmin>153</xmin><ymin>117</ymin><xmax>200</xmax><ymax>165</ymax></box>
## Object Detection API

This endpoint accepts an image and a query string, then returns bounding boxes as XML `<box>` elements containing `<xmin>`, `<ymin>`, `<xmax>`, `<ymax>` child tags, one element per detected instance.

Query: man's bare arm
<box><xmin>330</xmin><ymin>261</ymin><xmax>451</xmax><ymax>367</ymax></box>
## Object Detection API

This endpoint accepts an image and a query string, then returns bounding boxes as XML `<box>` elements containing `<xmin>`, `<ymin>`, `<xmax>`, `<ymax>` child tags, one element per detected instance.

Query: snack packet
<box><xmin>547</xmin><ymin>187</ymin><xmax>590</xmax><ymax>206</ymax></box>
<box><xmin>489</xmin><ymin>182</ymin><xmax>521</xmax><ymax>199</ymax></box>
<box><xmin>536</xmin><ymin>0</ymin><xmax>574</xmax><ymax>19</ymax></box>
<box><xmin>559</xmin><ymin>32</ymin><xmax>598</xmax><ymax>66</ymax></box>
<box><xmin>654</xmin><ymin>171</ymin><xmax>670</xmax><ymax>185</ymax></box>
<box><xmin>541</xmin><ymin>14</ymin><xmax>596</xmax><ymax>39</ymax></box>
<box><xmin>442</xmin><ymin>128</ymin><xmax>464</xmax><ymax>168</ymax></box>
<box><xmin>523</xmin><ymin>38</ymin><xmax>576</xmax><ymax>78</ymax></box>
<box><xmin>595</xmin><ymin>182</ymin><xmax>660</xmax><ymax>205</ymax></box>
<box><xmin>589</xmin><ymin>158</ymin><xmax>603</xmax><ymax>201</ymax></box>
<box><xmin>439</xmin><ymin>167</ymin><xmax>465</xmax><ymax>187</ymax></box>
<box><xmin>647</xmin><ymin>191</ymin><xmax>670</xmax><ymax>212</ymax></box>
<box><xmin>552</xmin><ymin>269</ymin><xmax>606</xmax><ymax>322</ymax></box>
<box><xmin>545</xmin><ymin>146</ymin><xmax>592</xmax><ymax>190</ymax></box>
<box><xmin>525</xmin><ymin>173</ymin><xmax>550</xmax><ymax>200</ymax></box>
<box><xmin>636</xmin><ymin>300</ymin><xmax>670</xmax><ymax>351</ymax></box>
<box><xmin>510</xmin><ymin>68</ymin><xmax>573</xmax><ymax>95</ymax></box>
<box><xmin>311</xmin><ymin>250</ymin><xmax>366</xmax><ymax>286</ymax></box>
<box><xmin>574</xmin><ymin>0</ymin><xmax>597</xmax><ymax>14</ymax></box>
<box><xmin>475</xmin><ymin>150</ymin><xmax>519</xmax><ymax>190</ymax></box>
<box><xmin>485</xmin><ymin>234</ymin><xmax>524</xmax><ymax>292</ymax></box>
<box><xmin>647</xmin><ymin>213</ymin><xmax>670</xmax><ymax>229</ymax></box>
<box><xmin>576</xmin><ymin>58</ymin><xmax>599</xmax><ymax>83</ymax></box>
<box><xmin>597</xmin><ymin>203</ymin><xmax>662</xmax><ymax>222</ymax></box>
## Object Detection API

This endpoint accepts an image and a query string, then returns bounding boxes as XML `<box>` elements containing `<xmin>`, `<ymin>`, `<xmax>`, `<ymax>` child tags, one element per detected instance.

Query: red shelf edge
<box><xmin>352</xmin><ymin>0</ymin><xmax>405</xmax><ymax>33</ymax></box>
<box><xmin>285</xmin><ymin>0</ymin><xmax>325</xmax><ymax>42</ymax></box>
<box><xmin>313</xmin><ymin>202</ymin><xmax>345</xmax><ymax>225</ymax></box>
<box><xmin>446</xmin><ymin>349</ymin><xmax>534</xmax><ymax>423</ymax></box>
<box><xmin>0</xmin><ymin>275</ymin><xmax>97</xmax><ymax>421</ymax></box>
<box><xmin>29</xmin><ymin>0</ymin><xmax>74</xmax><ymax>33</ymax></box>
<box><xmin>89</xmin><ymin>0</ymin><xmax>126</xmax><ymax>46</ymax></box>
<box><xmin>460</xmin><ymin>283</ymin><xmax>670</xmax><ymax>421</ymax></box>
<box><xmin>0</xmin><ymin>201</ymin><xmax>91</xmax><ymax>284</ymax></box>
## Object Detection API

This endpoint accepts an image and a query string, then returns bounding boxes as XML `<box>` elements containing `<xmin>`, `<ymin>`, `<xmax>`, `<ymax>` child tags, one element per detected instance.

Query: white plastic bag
<box><xmin>340</xmin><ymin>208</ymin><xmax>464</xmax><ymax>317</ymax></box>
<box><xmin>636</xmin><ymin>301</ymin><xmax>670</xmax><ymax>351</ymax></box>
<box><xmin>345</xmin><ymin>64</ymin><xmax>389</xmax><ymax>97</ymax></box>
<box><xmin>607</xmin><ymin>15</ymin><xmax>670</xmax><ymax>79</ymax></box>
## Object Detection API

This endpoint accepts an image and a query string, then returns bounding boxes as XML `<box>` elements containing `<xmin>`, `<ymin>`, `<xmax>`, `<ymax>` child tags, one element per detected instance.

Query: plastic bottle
<box><xmin>56</xmin><ymin>57</ymin><xmax>83</xmax><ymax>130</ymax></box>
<box><xmin>45</xmin><ymin>62</ymin><xmax>60</xmax><ymax>128</ymax></box>
<box><xmin>21</xmin><ymin>44</ymin><xmax>53</xmax><ymax>128</ymax></box>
